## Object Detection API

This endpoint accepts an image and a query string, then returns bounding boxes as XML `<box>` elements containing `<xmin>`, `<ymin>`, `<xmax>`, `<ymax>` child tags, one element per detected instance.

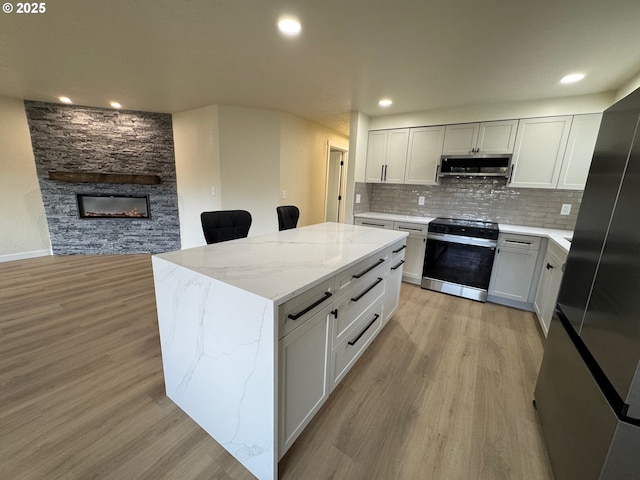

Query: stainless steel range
<box><xmin>421</xmin><ymin>217</ymin><xmax>499</xmax><ymax>302</ymax></box>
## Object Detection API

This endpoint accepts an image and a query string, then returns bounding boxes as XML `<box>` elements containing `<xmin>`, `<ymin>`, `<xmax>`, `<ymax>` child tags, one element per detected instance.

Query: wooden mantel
<box><xmin>48</xmin><ymin>171</ymin><xmax>162</xmax><ymax>185</ymax></box>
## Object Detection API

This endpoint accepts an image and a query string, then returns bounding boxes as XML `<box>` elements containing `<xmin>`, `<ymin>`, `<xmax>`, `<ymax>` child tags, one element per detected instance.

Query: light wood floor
<box><xmin>0</xmin><ymin>255</ymin><xmax>553</xmax><ymax>479</ymax></box>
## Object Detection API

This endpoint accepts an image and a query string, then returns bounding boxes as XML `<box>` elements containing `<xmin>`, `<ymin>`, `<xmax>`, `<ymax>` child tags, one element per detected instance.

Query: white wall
<box><xmin>218</xmin><ymin>105</ymin><xmax>281</xmax><ymax>236</ymax></box>
<box><xmin>345</xmin><ymin>111</ymin><xmax>370</xmax><ymax>222</ymax></box>
<box><xmin>280</xmin><ymin>113</ymin><xmax>348</xmax><ymax>227</ymax></box>
<box><xmin>0</xmin><ymin>96</ymin><xmax>51</xmax><ymax>261</ymax></box>
<box><xmin>173</xmin><ymin>105</ymin><xmax>222</xmax><ymax>248</ymax></box>
<box><xmin>368</xmin><ymin>93</ymin><xmax>615</xmax><ymax>130</ymax></box>
<box><xmin>615</xmin><ymin>73</ymin><xmax>640</xmax><ymax>103</ymax></box>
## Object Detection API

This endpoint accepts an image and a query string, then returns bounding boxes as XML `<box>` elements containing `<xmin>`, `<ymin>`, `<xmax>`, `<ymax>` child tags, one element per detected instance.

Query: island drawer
<box><xmin>330</xmin><ymin>298</ymin><xmax>384</xmax><ymax>390</ymax></box>
<box><xmin>331</xmin><ymin>272</ymin><xmax>386</xmax><ymax>347</ymax></box>
<box><xmin>389</xmin><ymin>239</ymin><xmax>407</xmax><ymax>262</ymax></box>
<box><xmin>279</xmin><ymin>278</ymin><xmax>335</xmax><ymax>339</ymax></box>
<box><xmin>334</xmin><ymin>251</ymin><xmax>390</xmax><ymax>299</ymax></box>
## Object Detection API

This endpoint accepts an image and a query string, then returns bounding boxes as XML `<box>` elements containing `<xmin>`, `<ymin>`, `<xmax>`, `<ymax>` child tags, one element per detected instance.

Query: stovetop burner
<box><xmin>428</xmin><ymin>217</ymin><xmax>499</xmax><ymax>239</ymax></box>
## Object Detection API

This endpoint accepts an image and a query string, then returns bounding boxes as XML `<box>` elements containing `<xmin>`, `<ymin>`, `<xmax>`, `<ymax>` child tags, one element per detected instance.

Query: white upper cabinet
<box><xmin>364</xmin><ymin>130</ymin><xmax>388</xmax><ymax>183</ymax></box>
<box><xmin>442</xmin><ymin>120</ymin><xmax>519</xmax><ymax>155</ymax></box>
<box><xmin>404</xmin><ymin>126</ymin><xmax>446</xmax><ymax>185</ymax></box>
<box><xmin>364</xmin><ymin>129</ymin><xmax>409</xmax><ymax>183</ymax></box>
<box><xmin>556</xmin><ymin>113</ymin><xmax>603</xmax><ymax>190</ymax></box>
<box><xmin>509</xmin><ymin>116</ymin><xmax>573</xmax><ymax>189</ymax></box>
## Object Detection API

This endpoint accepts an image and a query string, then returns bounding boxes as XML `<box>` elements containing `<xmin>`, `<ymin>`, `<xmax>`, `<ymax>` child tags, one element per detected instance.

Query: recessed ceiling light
<box><xmin>378</xmin><ymin>99</ymin><xmax>393</xmax><ymax>107</ymax></box>
<box><xmin>278</xmin><ymin>17</ymin><xmax>301</xmax><ymax>36</ymax></box>
<box><xmin>59</xmin><ymin>96</ymin><xmax>72</xmax><ymax>104</ymax></box>
<box><xmin>560</xmin><ymin>73</ymin><xmax>585</xmax><ymax>84</ymax></box>
<box><xmin>110</xmin><ymin>102</ymin><xmax>122</xmax><ymax>109</ymax></box>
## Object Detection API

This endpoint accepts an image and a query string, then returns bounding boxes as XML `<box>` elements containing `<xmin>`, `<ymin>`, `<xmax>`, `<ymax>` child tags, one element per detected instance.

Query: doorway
<box><xmin>325</xmin><ymin>144</ymin><xmax>348</xmax><ymax>223</ymax></box>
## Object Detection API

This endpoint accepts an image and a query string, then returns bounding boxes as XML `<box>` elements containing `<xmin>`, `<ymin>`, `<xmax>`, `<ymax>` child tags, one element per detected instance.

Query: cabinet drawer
<box><xmin>332</xmin><ymin>273</ymin><xmax>386</xmax><ymax>346</ymax></box>
<box><xmin>393</xmin><ymin>221</ymin><xmax>428</xmax><ymax>236</ymax></box>
<box><xmin>279</xmin><ymin>278</ymin><xmax>335</xmax><ymax>339</ymax></box>
<box><xmin>330</xmin><ymin>299</ymin><xmax>384</xmax><ymax>389</ymax></box>
<box><xmin>498</xmin><ymin>234</ymin><xmax>541</xmax><ymax>252</ymax></box>
<box><xmin>354</xmin><ymin>218</ymin><xmax>394</xmax><ymax>230</ymax></box>
<box><xmin>334</xmin><ymin>252</ymin><xmax>389</xmax><ymax>299</ymax></box>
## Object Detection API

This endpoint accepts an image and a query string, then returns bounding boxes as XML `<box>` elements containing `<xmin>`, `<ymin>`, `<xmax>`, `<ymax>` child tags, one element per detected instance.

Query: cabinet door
<box><xmin>384</xmin><ymin>129</ymin><xmax>409</xmax><ymax>183</ymax></box>
<box><xmin>279</xmin><ymin>305</ymin><xmax>330</xmax><ymax>455</ymax></box>
<box><xmin>364</xmin><ymin>130</ymin><xmax>388</xmax><ymax>183</ymax></box>
<box><xmin>489</xmin><ymin>247</ymin><xmax>539</xmax><ymax>302</ymax></box>
<box><xmin>401</xmin><ymin>234</ymin><xmax>426</xmax><ymax>284</ymax></box>
<box><xmin>477</xmin><ymin>120</ymin><xmax>519</xmax><ymax>154</ymax></box>
<box><xmin>385</xmin><ymin>257</ymin><xmax>403</xmax><ymax>324</ymax></box>
<box><xmin>535</xmin><ymin>255</ymin><xmax>564</xmax><ymax>336</ymax></box>
<box><xmin>442</xmin><ymin>123</ymin><xmax>480</xmax><ymax>155</ymax></box>
<box><xmin>509</xmin><ymin>116</ymin><xmax>573</xmax><ymax>188</ymax></box>
<box><xmin>557</xmin><ymin>113</ymin><xmax>603</xmax><ymax>190</ymax></box>
<box><xmin>405</xmin><ymin>126</ymin><xmax>446</xmax><ymax>185</ymax></box>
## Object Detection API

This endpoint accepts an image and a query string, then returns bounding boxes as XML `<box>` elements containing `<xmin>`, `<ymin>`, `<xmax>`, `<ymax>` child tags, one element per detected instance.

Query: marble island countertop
<box><xmin>154</xmin><ymin>222</ymin><xmax>408</xmax><ymax>305</ymax></box>
<box><xmin>353</xmin><ymin>212</ymin><xmax>573</xmax><ymax>253</ymax></box>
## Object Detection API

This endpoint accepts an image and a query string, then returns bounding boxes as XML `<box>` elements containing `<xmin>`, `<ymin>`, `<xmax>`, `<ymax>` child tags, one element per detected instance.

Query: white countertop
<box><xmin>354</xmin><ymin>212</ymin><xmax>573</xmax><ymax>253</ymax></box>
<box><xmin>154</xmin><ymin>222</ymin><xmax>407</xmax><ymax>304</ymax></box>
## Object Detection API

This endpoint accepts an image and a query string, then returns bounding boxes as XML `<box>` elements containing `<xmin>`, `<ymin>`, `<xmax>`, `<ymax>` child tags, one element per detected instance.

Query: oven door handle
<box><xmin>427</xmin><ymin>232</ymin><xmax>497</xmax><ymax>248</ymax></box>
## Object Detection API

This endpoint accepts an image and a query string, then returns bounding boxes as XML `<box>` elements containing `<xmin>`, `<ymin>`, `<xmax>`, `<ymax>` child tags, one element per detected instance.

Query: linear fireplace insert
<box><xmin>76</xmin><ymin>193</ymin><xmax>150</xmax><ymax>219</ymax></box>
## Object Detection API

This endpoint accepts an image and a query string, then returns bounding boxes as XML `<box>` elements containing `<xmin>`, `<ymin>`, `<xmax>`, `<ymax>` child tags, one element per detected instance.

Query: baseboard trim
<box><xmin>0</xmin><ymin>249</ymin><xmax>52</xmax><ymax>263</ymax></box>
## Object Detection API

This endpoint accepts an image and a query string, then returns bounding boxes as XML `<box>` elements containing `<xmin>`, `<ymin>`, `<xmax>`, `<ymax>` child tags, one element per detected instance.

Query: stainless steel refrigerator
<box><xmin>534</xmin><ymin>87</ymin><xmax>640</xmax><ymax>479</ymax></box>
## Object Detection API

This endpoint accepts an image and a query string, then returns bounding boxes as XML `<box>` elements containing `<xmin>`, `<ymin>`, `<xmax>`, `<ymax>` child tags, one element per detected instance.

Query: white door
<box><xmin>325</xmin><ymin>148</ymin><xmax>346</xmax><ymax>223</ymax></box>
<box><xmin>477</xmin><ymin>120</ymin><xmax>519</xmax><ymax>154</ymax></box>
<box><xmin>365</xmin><ymin>130</ymin><xmax>388</xmax><ymax>183</ymax></box>
<box><xmin>557</xmin><ymin>113</ymin><xmax>603</xmax><ymax>190</ymax></box>
<box><xmin>442</xmin><ymin>123</ymin><xmax>480</xmax><ymax>155</ymax></box>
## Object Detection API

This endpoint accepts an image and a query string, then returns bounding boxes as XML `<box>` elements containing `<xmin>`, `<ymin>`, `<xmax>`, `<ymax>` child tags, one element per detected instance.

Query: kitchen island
<box><xmin>151</xmin><ymin>222</ymin><xmax>407</xmax><ymax>480</ymax></box>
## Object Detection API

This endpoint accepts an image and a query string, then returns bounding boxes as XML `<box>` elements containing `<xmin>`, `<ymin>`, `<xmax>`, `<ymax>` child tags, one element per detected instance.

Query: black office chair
<box><xmin>277</xmin><ymin>205</ymin><xmax>300</xmax><ymax>231</ymax></box>
<box><xmin>201</xmin><ymin>210</ymin><xmax>252</xmax><ymax>244</ymax></box>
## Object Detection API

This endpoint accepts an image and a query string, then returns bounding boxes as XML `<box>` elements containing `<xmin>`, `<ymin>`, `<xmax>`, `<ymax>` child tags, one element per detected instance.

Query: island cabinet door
<box><xmin>278</xmin><ymin>304</ymin><xmax>331</xmax><ymax>457</ymax></box>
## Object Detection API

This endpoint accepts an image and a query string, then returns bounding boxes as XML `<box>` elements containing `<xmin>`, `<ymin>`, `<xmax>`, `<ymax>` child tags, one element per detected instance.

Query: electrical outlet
<box><xmin>282</xmin><ymin>190</ymin><xmax>287</xmax><ymax>199</ymax></box>
<box><xmin>418</xmin><ymin>196</ymin><xmax>425</xmax><ymax>206</ymax></box>
<box><xmin>211</xmin><ymin>186</ymin><xmax>216</xmax><ymax>196</ymax></box>
<box><xmin>561</xmin><ymin>204</ymin><xmax>571</xmax><ymax>215</ymax></box>
<box><xmin>355</xmin><ymin>194</ymin><xmax>361</xmax><ymax>204</ymax></box>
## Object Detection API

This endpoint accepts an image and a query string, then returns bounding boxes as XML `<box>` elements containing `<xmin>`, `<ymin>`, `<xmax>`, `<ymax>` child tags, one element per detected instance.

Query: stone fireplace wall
<box><xmin>24</xmin><ymin>101</ymin><xmax>180</xmax><ymax>254</ymax></box>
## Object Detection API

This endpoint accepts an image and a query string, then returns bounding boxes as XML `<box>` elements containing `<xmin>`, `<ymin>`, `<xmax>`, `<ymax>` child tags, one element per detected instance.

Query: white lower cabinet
<box><xmin>385</xmin><ymin>240</ymin><xmax>407</xmax><ymax>324</ymax></box>
<box><xmin>393</xmin><ymin>222</ymin><xmax>427</xmax><ymax>285</ymax></box>
<box><xmin>534</xmin><ymin>241</ymin><xmax>568</xmax><ymax>336</ymax></box>
<box><xmin>278</xmin><ymin>304</ymin><xmax>331</xmax><ymax>455</ymax></box>
<box><xmin>330</xmin><ymin>298</ymin><xmax>384</xmax><ymax>390</ymax></box>
<box><xmin>488</xmin><ymin>234</ymin><xmax>544</xmax><ymax>307</ymax></box>
<box><xmin>278</xmin><ymin>242</ymin><xmax>405</xmax><ymax>457</ymax></box>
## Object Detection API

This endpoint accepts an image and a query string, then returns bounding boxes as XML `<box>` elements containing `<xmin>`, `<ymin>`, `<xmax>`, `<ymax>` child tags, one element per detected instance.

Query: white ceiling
<box><xmin>2</xmin><ymin>0</ymin><xmax>640</xmax><ymax>136</ymax></box>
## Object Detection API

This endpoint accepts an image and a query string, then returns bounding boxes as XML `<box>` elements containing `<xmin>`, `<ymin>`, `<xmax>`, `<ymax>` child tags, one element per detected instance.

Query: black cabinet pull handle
<box><xmin>331</xmin><ymin>309</ymin><xmax>338</xmax><ymax>319</ymax></box>
<box><xmin>362</xmin><ymin>222</ymin><xmax>385</xmax><ymax>228</ymax></box>
<box><xmin>508</xmin><ymin>164</ymin><xmax>515</xmax><ymax>183</ymax></box>
<box><xmin>391</xmin><ymin>260</ymin><xmax>405</xmax><ymax>271</ymax></box>
<box><xmin>392</xmin><ymin>244</ymin><xmax>407</xmax><ymax>253</ymax></box>
<box><xmin>348</xmin><ymin>314</ymin><xmax>380</xmax><ymax>346</ymax></box>
<box><xmin>380</xmin><ymin>165</ymin><xmax>384</xmax><ymax>181</ymax></box>
<box><xmin>546</xmin><ymin>263</ymin><xmax>554</xmax><ymax>270</ymax></box>
<box><xmin>352</xmin><ymin>258</ymin><xmax>385</xmax><ymax>279</ymax></box>
<box><xmin>351</xmin><ymin>277</ymin><xmax>383</xmax><ymax>302</ymax></box>
<box><xmin>287</xmin><ymin>292</ymin><xmax>333</xmax><ymax>320</ymax></box>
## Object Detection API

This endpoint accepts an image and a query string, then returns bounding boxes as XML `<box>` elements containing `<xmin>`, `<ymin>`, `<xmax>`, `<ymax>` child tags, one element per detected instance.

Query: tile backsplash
<box><xmin>364</xmin><ymin>179</ymin><xmax>582</xmax><ymax>230</ymax></box>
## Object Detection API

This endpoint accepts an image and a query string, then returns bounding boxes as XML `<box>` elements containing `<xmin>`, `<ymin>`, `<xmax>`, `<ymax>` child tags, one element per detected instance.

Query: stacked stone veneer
<box><xmin>368</xmin><ymin>178</ymin><xmax>582</xmax><ymax>229</ymax></box>
<box><xmin>25</xmin><ymin>101</ymin><xmax>180</xmax><ymax>255</ymax></box>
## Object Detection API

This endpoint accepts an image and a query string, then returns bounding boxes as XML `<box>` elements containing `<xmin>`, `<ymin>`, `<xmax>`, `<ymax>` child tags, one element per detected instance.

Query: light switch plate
<box><xmin>355</xmin><ymin>194</ymin><xmax>361</xmax><ymax>204</ymax></box>
<box><xmin>561</xmin><ymin>204</ymin><xmax>571</xmax><ymax>215</ymax></box>
<box><xmin>418</xmin><ymin>196</ymin><xmax>425</xmax><ymax>206</ymax></box>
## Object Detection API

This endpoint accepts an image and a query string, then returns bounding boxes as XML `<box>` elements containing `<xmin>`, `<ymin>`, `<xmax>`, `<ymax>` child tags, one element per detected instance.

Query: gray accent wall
<box><xmin>369</xmin><ymin>179</ymin><xmax>582</xmax><ymax>229</ymax></box>
<box><xmin>24</xmin><ymin>101</ymin><xmax>180</xmax><ymax>255</ymax></box>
